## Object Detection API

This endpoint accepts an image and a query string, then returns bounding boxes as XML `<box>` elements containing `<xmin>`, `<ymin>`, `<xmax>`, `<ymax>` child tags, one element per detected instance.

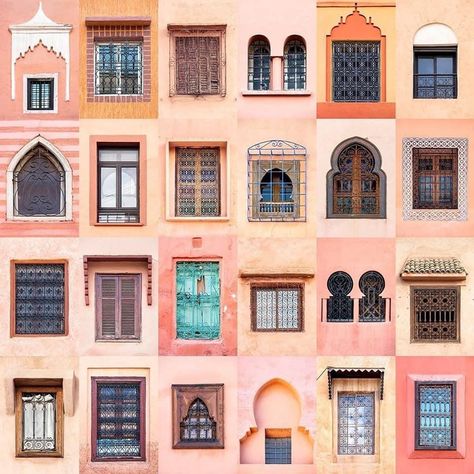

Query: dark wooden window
<box><xmin>176</xmin><ymin>147</ymin><xmax>220</xmax><ymax>217</ymax></box>
<box><xmin>98</xmin><ymin>147</ymin><xmax>139</xmax><ymax>223</ymax></box>
<box><xmin>251</xmin><ymin>284</ymin><xmax>303</xmax><ymax>331</ymax></box>
<box><xmin>415</xmin><ymin>382</ymin><xmax>456</xmax><ymax>450</ymax></box>
<box><xmin>284</xmin><ymin>39</ymin><xmax>306</xmax><ymax>90</ymax></box>
<box><xmin>265</xmin><ymin>429</ymin><xmax>291</xmax><ymax>464</ymax></box>
<box><xmin>14</xmin><ymin>144</ymin><xmax>66</xmax><ymax>217</ymax></box>
<box><xmin>248</xmin><ymin>38</ymin><xmax>270</xmax><ymax>90</ymax></box>
<box><xmin>13</xmin><ymin>263</ymin><xmax>66</xmax><ymax>335</ymax></box>
<box><xmin>91</xmin><ymin>377</ymin><xmax>146</xmax><ymax>461</ymax></box>
<box><xmin>27</xmin><ymin>78</ymin><xmax>54</xmax><ymax>110</ymax></box>
<box><xmin>414</xmin><ymin>47</ymin><xmax>457</xmax><ymax>99</ymax></box>
<box><xmin>15</xmin><ymin>385</ymin><xmax>63</xmax><ymax>457</ymax></box>
<box><xmin>412</xmin><ymin>148</ymin><xmax>458</xmax><ymax>209</ymax></box>
<box><xmin>172</xmin><ymin>384</ymin><xmax>224</xmax><ymax>449</ymax></box>
<box><xmin>358</xmin><ymin>271</ymin><xmax>386</xmax><ymax>322</ymax></box>
<box><xmin>411</xmin><ymin>287</ymin><xmax>459</xmax><ymax>342</ymax></box>
<box><xmin>327</xmin><ymin>271</ymin><xmax>354</xmax><ymax>322</ymax></box>
<box><xmin>95</xmin><ymin>274</ymin><xmax>141</xmax><ymax>340</ymax></box>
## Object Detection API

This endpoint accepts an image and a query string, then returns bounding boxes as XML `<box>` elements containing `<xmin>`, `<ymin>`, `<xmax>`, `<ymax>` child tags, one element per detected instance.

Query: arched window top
<box><xmin>248</xmin><ymin>36</ymin><xmax>271</xmax><ymax>91</ymax></box>
<box><xmin>414</xmin><ymin>23</ymin><xmax>457</xmax><ymax>46</ymax></box>
<box><xmin>284</xmin><ymin>36</ymin><xmax>306</xmax><ymax>53</ymax></box>
<box><xmin>249</xmin><ymin>35</ymin><xmax>271</xmax><ymax>54</ymax></box>
<box><xmin>327</xmin><ymin>271</ymin><xmax>353</xmax><ymax>296</ymax></box>
<box><xmin>180</xmin><ymin>398</ymin><xmax>216</xmax><ymax>442</ymax></box>
<box><xmin>359</xmin><ymin>271</ymin><xmax>385</xmax><ymax>296</ymax></box>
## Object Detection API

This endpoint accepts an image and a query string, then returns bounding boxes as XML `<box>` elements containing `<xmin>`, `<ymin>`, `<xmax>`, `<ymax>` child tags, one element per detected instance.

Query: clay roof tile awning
<box><xmin>400</xmin><ymin>257</ymin><xmax>467</xmax><ymax>282</ymax></box>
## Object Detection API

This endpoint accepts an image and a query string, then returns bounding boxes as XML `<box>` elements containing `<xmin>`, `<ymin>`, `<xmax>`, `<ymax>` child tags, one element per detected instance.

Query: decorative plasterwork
<box><xmin>402</xmin><ymin>137</ymin><xmax>468</xmax><ymax>221</ymax></box>
<box><xmin>9</xmin><ymin>1</ymin><xmax>72</xmax><ymax>100</ymax></box>
<box><xmin>83</xmin><ymin>255</ymin><xmax>153</xmax><ymax>306</ymax></box>
<box><xmin>328</xmin><ymin>5</ymin><xmax>384</xmax><ymax>40</ymax></box>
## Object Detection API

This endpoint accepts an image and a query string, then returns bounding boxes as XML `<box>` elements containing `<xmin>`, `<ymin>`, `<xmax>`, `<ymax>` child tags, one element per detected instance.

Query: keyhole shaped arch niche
<box><xmin>240</xmin><ymin>378</ymin><xmax>313</xmax><ymax>464</ymax></box>
<box><xmin>9</xmin><ymin>1</ymin><xmax>72</xmax><ymax>100</ymax></box>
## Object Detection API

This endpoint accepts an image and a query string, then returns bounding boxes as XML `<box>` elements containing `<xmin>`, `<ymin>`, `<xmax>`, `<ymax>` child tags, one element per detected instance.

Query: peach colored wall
<box><xmin>396</xmin><ymin>119</ymin><xmax>474</xmax><ymax>237</ymax></box>
<box><xmin>317</xmin><ymin>238</ymin><xmax>395</xmax><ymax>355</ymax></box>
<box><xmin>158</xmin><ymin>357</ymin><xmax>239</xmax><ymax>474</ymax></box>
<box><xmin>396</xmin><ymin>0</ymin><xmax>474</xmax><ymax>119</ymax></box>
<box><xmin>159</xmin><ymin>236</ymin><xmax>237</xmax><ymax>356</ymax></box>
<box><xmin>397</xmin><ymin>357</ymin><xmax>474</xmax><ymax>473</ymax></box>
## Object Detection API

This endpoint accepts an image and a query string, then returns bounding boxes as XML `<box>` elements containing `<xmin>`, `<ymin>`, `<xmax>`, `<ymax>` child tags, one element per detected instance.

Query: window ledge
<box><xmin>93</xmin><ymin>223</ymin><xmax>145</xmax><ymax>227</ymax></box>
<box><xmin>8</xmin><ymin>217</ymin><xmax>72</xmax><ymax>222</ymax></box>
<box><xmin>166</xmin><ymin>217</ymin><xmax>229</xmax><ymax>222</ymax></box>
<box><xmin>242</xmin><ymin>90</ymin><xmax>311</xmax><ymax>97</ymax></box>
<box><xmin>174</xmin><ymin>338</ymin><xmax>223</xmax><ymax>345</ymax></box>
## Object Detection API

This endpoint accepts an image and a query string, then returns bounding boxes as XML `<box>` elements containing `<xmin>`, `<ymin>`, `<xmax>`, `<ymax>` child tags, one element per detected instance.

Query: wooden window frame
<box><xmin>250</xmin><ymin>283</ymin><xmax>304</xmax><ymax>332</ymax></box>
<box><xmin>10</xmin><ymin>260</ymin><xmax>69</xmax><ymax>337</ymax></box>
<box><xmin>168</xmin><ymin>25</ymin><xmax>226</xmax><ymax>97</ymax></box>
<box><xmin>172</xmin><ymin>384</ymin><xmax>224</xmax><ymax>449</ymax></box>
<box><xmin>95</xmin><ymin>273</ymin><xmax>142</xmax><ymax>341</ymax></box>
<box><xmin>15</xmin><ymin>385</ymin><xmax>64</xmax><ymax>458</ymax></box>
<box><xmin>91</xmin><ymin>377</ymin><xmax>146</xmax><ymax>462</ymax></box>
<box><xmin>415</xmin><ymin>381</ymin><xmax>456</xmax><ymax>451</ymax></box>
<box><xmin>265</xmin><ymin>428</ymin><xmax>292</xmax><ymax>464</ymax></box>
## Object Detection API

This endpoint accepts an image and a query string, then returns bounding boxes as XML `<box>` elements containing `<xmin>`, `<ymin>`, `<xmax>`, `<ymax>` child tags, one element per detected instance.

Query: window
<box><xmin>333</xmin><ymin>41</ymin><xmax>380</xmax><ymax>102</ymax></box>
<box><xmin>284</xmin><ymin>39</ymin><xmax>306</xmax><ymax>90</ymax></box>
<box><xmin>327</xmin><ymin>271</ymin><xmax>354</xmax><ymax>322</ymax></box>
<box><xmin>248</xmin><ymin>140</ymin><xmax>307</xmax><ymax>221</ymax></box>
<box><xmin>27</xmin><ymin>78</ymin><xmax>54</xmax><ymax>111</ymax></box>
<box><xmin>251</xmin><ymin>284</ymin><xmax>303</xmax><ymax>331</ymax></box>
<box><xmin>411</xmin><ymin>287</ymin><xmax>459</xmax><ymax>342</ymax></box>
<box><xmin>412</xmin><ymin>148</ymin><xmax>458</xmax><ymax>210</ymax></box>
<box><xmin>13</xmin><ymin>144</ymin><xmax>66</xmax><ymax>218</ymax></box>
<box><xmin>176</xmin><ymin>261</ymin><xmax>220</xmax><ymax>340</ymax></box>
<box><xmin>248</xmin><ymin>37</ymin><xmax>271</xmax><ymax>91</ymax></box>
<box><xmin>172</xmin><ymin>384</ymin><xmax>224</xmax><ymax>449</ymax></box>
<box><xmin>13</xmin><ymin>262</ymin><xmax>66</xmax><ymax>336</ymax></box>
<box><xmin>92</xmin><ymin>377</ymin><xmax>145</xmax><ymax>461</ymax></box>
<box><xmin>95</xmin><ymin>43</ymin><xmax>142</xmax><ymax>95</ymax></box>
<box><xmin>168</xmin><ymin>25</ymin><xmax>226</xmax><ymax>96</ymax></box>
<box><xmin>358</xmin><ymin>271</ymin><xmax>386</xmax><ymax>322</ymax></box>
<box><xmin>415</xmin><ymin>382</ymin><xmax>456</xmax><ymax>450</ymax></box>
<box><xmin>15</xmin><ymin>385</ymin><xmax>63</xmax><ymax>457</ymax></box>
<box><xmin>98</xmin><ymin>147</ymin><xmax>139</xmax><ymax>223</ymax></box>
<box><xmin>95</xmin><ymin>274</ymin><xmax>141</xmax><ymax>340</ymax></box>
<box><xmin>176</xmin><ymin>147</ymin><xmax>220</xmax><ymax>217</ymax></box>
<box><xmin>265</xmin><ymin>429</ymin><xmax>291</xmax><ymax>464</ymax></box>
<box><xmin>338</xmin><ymin>392</ymin><xmax>375</xmax><ymax>455</ymax></box>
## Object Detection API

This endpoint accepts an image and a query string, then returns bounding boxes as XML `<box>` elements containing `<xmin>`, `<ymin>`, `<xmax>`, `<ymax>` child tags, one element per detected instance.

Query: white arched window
<box><xmin>413</xmin><ymin>24</ymin><xmax>458</xmax><ymax>99</ymax></box>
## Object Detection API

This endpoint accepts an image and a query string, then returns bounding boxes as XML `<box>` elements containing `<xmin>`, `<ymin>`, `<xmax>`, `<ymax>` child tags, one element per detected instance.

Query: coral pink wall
<box><xmin>317</xmin><ymin>238</ymin><xmax>395</xmax><ymax>355</ymax></box>
<box><xmin>159</xmin><ymin>236</ymin><xmax>237</xmax><ymax>356</ymax></box>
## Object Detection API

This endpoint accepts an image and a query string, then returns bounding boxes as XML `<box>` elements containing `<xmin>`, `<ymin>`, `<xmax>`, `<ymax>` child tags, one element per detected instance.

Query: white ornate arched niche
<box><xmin>7</xmin><ymin>135</ymin><xmax>73</xmax><ymax>221</ymax></box>
<box><xmin>9</xmin><ymin>1</ymin><xmax>72</xmax><ymax>100</ymax></box>
<box><xmin>414</xmin><ymin>23</ymin><xmax>458</xmax><ymax>46</ymax></box>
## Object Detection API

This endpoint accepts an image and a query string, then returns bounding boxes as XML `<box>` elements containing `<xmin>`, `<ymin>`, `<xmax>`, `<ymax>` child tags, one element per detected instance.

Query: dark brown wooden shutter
<box><xmin>206</xmin><ymin>37</ymin><xmax>220</xmax><ymax>95</ymax></box>
<box><xmin>120</xmin><ymin>277</ymin><xmax>137</xmax><ymax>337</ymax></box>
<box><xmin>100</xmin><ymin>277</ymin><xmax>117</xmax><ymax>337</ymax></box>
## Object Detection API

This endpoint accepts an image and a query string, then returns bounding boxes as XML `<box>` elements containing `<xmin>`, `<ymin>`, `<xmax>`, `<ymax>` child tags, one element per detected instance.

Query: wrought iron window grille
<box><xmin>284</xmin><ymin>40</ymin><xmax>306</xmax><ymax>91</ymax></box>
<box><xmin>248</xmin><ymin>39</ymin><xmax>271</xmax><ymax>91</ymax></box>
<box><xmin>248</xmin><ymin>140</ymin><xmax>306</xmax><ymax>222</ymax></box>
<box><xmin>180</xmin><ymin>398</ymin><xmax>217</xmax><ymax>442</ymax></box>
<box><xmin>95</xmin><ymin>42</ymin><xmax>143</xmax><ymax>96</ymax></box>
<box><xmin>27</xmin><ymin>78</ymin><xmax>54</xmax><ymax>110</ymax></box>
<box><xmin>265</xmin><ymin>430</ymin><xmax>291</xmax><ymax>464</ymax></box>
<box><xmin>358</xmin><ymin>271</ymin><xmax>386</xmax><ymax>322</ymax></box>
<box><xmin>326</xmin><ymin>271</ymin><xmax>354</xmax><ymax>322</ymax></box>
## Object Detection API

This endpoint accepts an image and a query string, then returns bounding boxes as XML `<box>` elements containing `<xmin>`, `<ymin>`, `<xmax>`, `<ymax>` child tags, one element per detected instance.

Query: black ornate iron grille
<box><xmin>251</xmin><ymin>284</ymin><xmax>303</xmax><ymax>331</ymax></box>
<box><xmin>333</xmin><ymin>144</ymin><xmax>380</xmax><ymax>216</ymax></box>
<box><xmin>22</xmin><ymin>392</ymin><xmax>56</xmax><ymax>451</ymax></box>
<box><xmin>14</xmin><ymin>145</ymin><xmax>66</xmax><ymax>217</ymax></box>
<box><xmin>27</xmin><ymin>79</ymin><xmax>54</xmax><ymax>110</ymax></box>
<box><xmin>265</xmin><ymin>436</ymin><xmax>291</xmax><ymax>464</ymax></box>
<box><xmin>338</xmin><ymin>392</ymin><xmax>375</xmax><ymax>455</ymax></box>
<box><xmin>412</xmin><ymin>288</ymin><xmax>458</xmax><ymax>342</ymax></box>
<box><xmin>284</xmin><ymin>40</ymin><xmax>306</xmax><ymax>90</ymax></box>
<box><xmin>416</xmin><ymin>382</ymin><xmax>456</xmax><ymax>449</ymax></box>
<box><xmin>95</xmin><ymin>43</ymin><xmax>142</xmax><ymax>95</ymax></box>
<box><xmin>248</xmin><ymin>40</ymin><xmax>271</xmax><ymax>90</ymax></box>
<box><xmin>180</xmin><ymin>398</ymin><xmax>217</xmax><ymax>442</ymax></box>
<box><xmin>15</xmin><ymin>264</ymin><xmax>65</xmax><ymax>335</ymax></box>
<box><xmin>327</xmin><ymin>271</ymin><xmax>354</xmax><ymax>322</ymax></box>
<box><xmin>333</xmin><ymin>41</ymin><xmax>380</xmax><ymax>102</ymax></box>
<box><xmin>96</xmin><ymin>382</ymin><xmax>142</xmax><ymax>458</ymax></box>
<box><xmin>413</xmin><ymin>148</ymin><xmax>458</xmax><ymax>210</ymax></box>
<box><xmin>359</xmin><ymin>271</ymin><xmax>386</xmax><ymax>322</ymax></box>
<box><xmin>176</xmin><ymin>148</ymin><xmax>220</xmax><ymax>217</ymax></box>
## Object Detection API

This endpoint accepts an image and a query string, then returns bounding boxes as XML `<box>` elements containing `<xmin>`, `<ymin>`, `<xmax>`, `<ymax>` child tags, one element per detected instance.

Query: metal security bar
<box><xmin>27</xmin><ymin>79</ymin><xmax>54</xmax><ymax>110</ymax></box>
<box><xmin>327</xmin><ymin>271</ymin><xmax>354</xmax><ymax>322</ymax></box>
<box><xmin>358</xmin><ymin>271</ymin><xmax>386</xmax><ymax>322</ymax></box>
<box><xmin>333</xmin><ymin>41</ymin><xmax>380</xmax><ymax>102</ymax></box>
<box><xmin>284</xmin><ymin>40</ymin><xmax>306</xmax><ymax>90</ymax></box>
<box><xmin>265</xmin><ymin>436</ymin><xmax>291</xmax><ymax>464</ymax></box>
<box><xmin>95</xmin><ymin>43</ymin><xmax>142</xmax><ymax>95</ymax></box>
<box><xmin>22</xmin><ymin>393</ymin><xmax>56</xmax><ymax>451</ymax></box>
<box><xmin>248</xmin><ymin>39</ymin><xmax>271</xmax><ymax>90</ymax></box>
<box><xmin>180</xmin><ymin>398</ymin><xmax>217</xmax><ymax>441</ymax></box>
<box><xmin>414</xmin><ymin>74</ymin><xmax>457</xmax><ymax>98</ymax></box>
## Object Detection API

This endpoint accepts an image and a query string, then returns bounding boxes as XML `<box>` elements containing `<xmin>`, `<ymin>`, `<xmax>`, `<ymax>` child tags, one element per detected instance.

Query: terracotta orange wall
<box><xmin>158</xmin><ymin>235</ymin><xmax>237</xmax><ymax>356</ymax></box>
<box><xmin>317</xmin><ymin>238</ymin><xmax>396</xmax><ymax>355</ymax></box>
<box><xmin>397</xmin><ymin>357</ymin><xmax>474</xmax><ymax>473</ymax></box>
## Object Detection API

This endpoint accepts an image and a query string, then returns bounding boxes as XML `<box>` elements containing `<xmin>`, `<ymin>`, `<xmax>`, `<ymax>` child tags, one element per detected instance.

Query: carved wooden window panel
<box><xmin>248</xmin><ymin>39</ymin><xmax>270</xmax><ymax>91</ymax></box>
<box><xmin>265</xmin><ymin>429</ymin><xmax>291</xmax><ymax>464</ymax></box>
<box><xmin>327</xmin><ymin>271</ymin><xmax>354</xmax><ymax>322</ymax></box>
<box><xmin>176</xmin><ymin>147</ymin><xmax>220</xmax><ymax>217</ymax></box>
<box><xmin>358</xmin><ymin>271</ymin><xmax>386</xmax><ymax>322</ymax></box>
<box><xmin>95</xmin><ymin>274</ymin><xmax>141</xmax><ymax>341</ymax></box>
<box><xmin>251</xmin><ymin>283</ymin><xmax>303</xmax><ymax>331</ymax></box>
<box><xmin>411</xmin><ymin>287</ymin><xmax>459</xmax><ymax>342</ymax></box>
<box><xmin>415</xmin><ymin>382</ymin><xmax>456</xmax><ymax>450</ymax></box>
<box><xmin>15</xmin><ymin>385</ymin><xmax>63</xmax><ymax>457</ymax></box>
<box><xmin>412</xmin><ymin>148</ymin><xmax>458</xmax><ymax>209</ymax></box>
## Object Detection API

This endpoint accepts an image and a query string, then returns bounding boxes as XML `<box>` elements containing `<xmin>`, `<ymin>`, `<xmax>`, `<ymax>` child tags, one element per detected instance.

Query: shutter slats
<box><xmin>120</xmin><ymin>278</ymin><xmax>136</xmax><ymax>337</ymax></box>
<box><xmin>101</xmin><ymin>278</ymin><xmax>117</xmax><ymax>337</ymax></box>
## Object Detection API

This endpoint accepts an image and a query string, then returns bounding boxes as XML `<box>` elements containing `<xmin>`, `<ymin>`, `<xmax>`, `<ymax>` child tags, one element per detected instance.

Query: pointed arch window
<box><xmin>284</xmin><ymin>38</ymin><xmax>306</xmax><ymax>90</ymax></box>
<box><xmin>327</xmin><ymin>138</ymin><xmax>386</xmax><ymax>218</ymax></box>
<box><xmin>327</xmin><ymin>271</ymin><xmax>354</xmax><ymax>322</ymax></box>
<box><xmin>180</xmin><ymin>398</ymin><xmax>217</xmax><ymax>442</ymax></box>
<box><xmin>248</xmin><ymin>38</ymin><xmax>271</xmax><ymax>91</ymax></box>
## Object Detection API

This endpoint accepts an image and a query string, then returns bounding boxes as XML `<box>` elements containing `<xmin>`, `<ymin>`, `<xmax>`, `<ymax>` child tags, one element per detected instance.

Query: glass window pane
<box><xmin>99</xmin><ymin>150</ymin><xmax>119</xmax><ymax>162</ymax></box>
<box><xmin>437</xmin><ymin>56</ymin><xmax>453</xmax><ymax>74</ymax></box>
<box><xmin>418</xmin><ymin>57</ymin><xmax>435</xmax><ymax>74</ymax></box>
<box><xmin>100</xmin><ymin>168</ymin><xmax>117</xmax><ymax>207</ymax></box>
<box><xmin>121</xmin><ymin>168</ymin><xmax>137</xmax><ymax>207</ymax></box>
